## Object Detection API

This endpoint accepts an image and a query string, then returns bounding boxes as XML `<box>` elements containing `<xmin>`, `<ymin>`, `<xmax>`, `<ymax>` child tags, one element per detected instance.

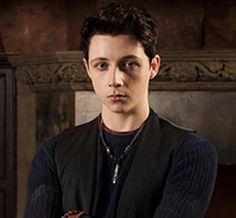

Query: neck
<box><xmin>101</xmin><ymin>106</ymin><xmax>150</xmax><ymax>132</ymax></box>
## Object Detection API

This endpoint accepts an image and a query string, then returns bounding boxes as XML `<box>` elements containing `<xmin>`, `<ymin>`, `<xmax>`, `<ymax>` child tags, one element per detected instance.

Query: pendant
<box><xmin>112</xmin><ymin>163</ymin><xmax>119</xmax><ymax>184</ymax></box>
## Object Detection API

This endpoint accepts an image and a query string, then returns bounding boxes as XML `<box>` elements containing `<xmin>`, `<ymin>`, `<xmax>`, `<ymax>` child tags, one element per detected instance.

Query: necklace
<box><xmin>98</xmin><ymin>117</ymin><xmax>145</xmax><ymax>184</ymax></box>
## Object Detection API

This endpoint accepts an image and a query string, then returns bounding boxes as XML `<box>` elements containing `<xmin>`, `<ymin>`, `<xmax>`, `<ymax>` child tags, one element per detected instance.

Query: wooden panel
<box><xmin>0</xmin><ymin>190</ymin><xmax>6</xmax><ymax>218</ymax></box>
<box><xmin>206</xmin><ymin>165</ymin><xmax>236</xmax><ymax>218</ymax></box>
<box><xmin>0</xmin><ymin>67</ymin><xmax>16</xmax><ymax>218</ymax></box>
<box><xmin>0</xmin><ymin>75</ymin><xmax>6</xmax><ymax>179</ymax></box>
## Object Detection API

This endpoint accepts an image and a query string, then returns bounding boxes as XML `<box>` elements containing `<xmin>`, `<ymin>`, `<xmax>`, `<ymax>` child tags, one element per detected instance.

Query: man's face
<box><xmin>84</xmin><ymin>34</ymin><xmax>160</xmax><ymax>114</ymax></box>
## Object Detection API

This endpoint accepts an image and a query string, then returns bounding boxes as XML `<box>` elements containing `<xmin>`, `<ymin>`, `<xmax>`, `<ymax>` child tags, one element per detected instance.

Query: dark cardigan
<box><xmin>24</xmin><ymin>110</ymin><xmax>217</xmax><ymax>218</ymax></box>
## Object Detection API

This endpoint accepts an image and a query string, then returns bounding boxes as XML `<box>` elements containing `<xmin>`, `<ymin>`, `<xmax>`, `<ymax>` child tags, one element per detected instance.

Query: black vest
<box><xmin>55</xmin><ymin>110</ymin><xmax>193</xmax><ymax>218</ymax></box>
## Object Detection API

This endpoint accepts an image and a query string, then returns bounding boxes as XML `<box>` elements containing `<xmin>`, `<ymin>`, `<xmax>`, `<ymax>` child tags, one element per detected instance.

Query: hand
<box><xmin>63</xmin><ymin>210</ymin><xmax>87</xmax><ymax>218</ymax></box>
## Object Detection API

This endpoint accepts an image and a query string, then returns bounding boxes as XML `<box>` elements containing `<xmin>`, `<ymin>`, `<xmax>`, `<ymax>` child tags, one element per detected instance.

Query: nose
<box><xmin>108</xmin><ymin>67</ymin><xmax>122</xmax><ymax>88</ymax></box>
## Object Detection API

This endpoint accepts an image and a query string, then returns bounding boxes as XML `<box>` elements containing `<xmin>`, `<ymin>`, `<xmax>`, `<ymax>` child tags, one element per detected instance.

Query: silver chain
<box><xmin>98</xmin><ymin>116</ymin><xmax>145</xmax><ymax>184</ymax></box>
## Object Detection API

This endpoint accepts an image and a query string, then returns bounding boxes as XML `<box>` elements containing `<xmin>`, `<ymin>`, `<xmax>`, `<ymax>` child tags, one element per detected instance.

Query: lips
<box><xmin>107</xmin><ymin>93</ymin><xmax>127</xmax><ymax>101</ymax></box>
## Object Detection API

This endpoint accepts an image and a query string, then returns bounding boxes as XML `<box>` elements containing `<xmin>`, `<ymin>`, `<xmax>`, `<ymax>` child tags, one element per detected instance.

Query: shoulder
<box><xmin>30</xmin><ymin>117</ymin><xmax>99</xmax><ymax>176</ymax></box>
<box><xmin>149</xmin><ymin>109</ymin><xmax>195</xmax><ymax>149</ymax></box>
<box><xmin>149</xmin><ymin>109</ymin><xmax>217</xmax><ymax>163</ymax></box>
<box><xmin>33</xmin><ymin>134</ymin><xmax>62</xmax><ymax>173</ymax></box>
<box><xmin>38</xmin><ymin>116</ymin><xmax>99</xmax><ymax>156</ymax></box>
<box><xmin>60</xmin><ymin>116</ymin><xmax>99</xmax><ymax>139</ymax></box>
<box><xmin>173</xmin><ymin>133</ymin><xmax>218</xmax><ymax>175</ymax></box>
<box><xmin>179</xmin><ymin>133</ymin><xmax>217</xmax><ymax>161</ymax></box>
<box><xmin>149</xmin><ymin>108</ymin><xmax>194</xmax><ymax>134</ymax></box>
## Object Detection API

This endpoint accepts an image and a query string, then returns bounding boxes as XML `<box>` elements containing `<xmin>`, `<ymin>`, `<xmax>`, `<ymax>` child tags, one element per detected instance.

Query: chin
<box><xmin>113</xmin><ymin>109</ymin><xmax>126</xmax><ymax>113</ymax></box>
<box><xmin>106</xmin><ymin>104</ymin><xmax>127</xmax><ymax>114</ymax></box>
<box><xmin>109</xmin><ymin>104</ymin><xmax>136</xmax><ymax>115</ymax></box>
<box><xmin>110</xmin><ymin>107</ymin><xmax>126</xmax><ymax>113</ymax></box>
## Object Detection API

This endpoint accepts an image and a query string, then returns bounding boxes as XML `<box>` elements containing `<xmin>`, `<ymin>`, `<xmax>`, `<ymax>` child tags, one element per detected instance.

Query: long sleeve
<box><xmin>24</xmin><ymin>136</ymin><xmax>63</xmax><ymax>218</ymax></box>
<box><xmin>153</xmin><ymin>134</ymin><xmax>218</xmax><ymax>218</ymax></box>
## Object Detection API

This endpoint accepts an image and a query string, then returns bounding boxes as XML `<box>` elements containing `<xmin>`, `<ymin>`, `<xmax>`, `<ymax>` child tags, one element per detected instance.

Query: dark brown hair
<box><xmin>80</xmin><ymin>2</ymin><xmax>159</xmax><ymax>62</ymax></box>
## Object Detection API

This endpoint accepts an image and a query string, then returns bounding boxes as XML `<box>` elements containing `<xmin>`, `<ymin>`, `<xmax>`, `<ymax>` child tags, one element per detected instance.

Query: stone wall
<box><xmin>0</xmin><ymin>0</ymin><xmax>236</xmax><ymax>53</ymax></box>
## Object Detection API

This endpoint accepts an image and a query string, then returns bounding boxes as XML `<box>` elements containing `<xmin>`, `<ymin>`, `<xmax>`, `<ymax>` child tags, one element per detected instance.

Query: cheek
<box><xmin>131</xmin><ymin>74</ymin><xmax>149</xmax><ymax>86</ymax></box>
<box><xmin>131</xmin><ymin>76</ymin><xmax>150</xmax><ymax>95</ymax></box>
<box><xmin>92</xmin><ymin>81</ymin><xmax>101</xmax><ymax>92</ymax></box>
<box><xmin>91</xmin><ymin>79</ymin><xmax>106</xmax><ymax>97</ymax></box>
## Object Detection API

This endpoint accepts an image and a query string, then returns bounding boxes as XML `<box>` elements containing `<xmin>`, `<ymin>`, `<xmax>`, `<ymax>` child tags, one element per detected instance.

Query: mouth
<box><xmin>107</xmin><ymin>93</ymin><xmax>127</xmax><ymax>102</ymax></box>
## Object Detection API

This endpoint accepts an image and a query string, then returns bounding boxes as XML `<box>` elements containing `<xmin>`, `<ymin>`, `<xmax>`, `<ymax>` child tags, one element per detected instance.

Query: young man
<box><xmin>24</xmin><ymin>3</ymin><xmax>217</xmax><ymax>218</ymax></box>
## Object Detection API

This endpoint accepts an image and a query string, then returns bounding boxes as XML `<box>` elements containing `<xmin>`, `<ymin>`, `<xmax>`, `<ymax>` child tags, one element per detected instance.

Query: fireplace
<box><xmin>5</xmin><ymin>50</ymin><xmax>236</xmax><ymax>218</ymax></box>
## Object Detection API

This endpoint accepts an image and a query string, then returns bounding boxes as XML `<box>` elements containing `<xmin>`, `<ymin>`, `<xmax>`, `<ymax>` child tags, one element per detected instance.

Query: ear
<box><xmin>83</xmin><ymin>58</ymin><xmax>91</xmax><ymax>78</ymax></box>
<box><xmin>149</xmin><ymin>54</ymin><xmax>161</xmax><ymax>80</ymax></box>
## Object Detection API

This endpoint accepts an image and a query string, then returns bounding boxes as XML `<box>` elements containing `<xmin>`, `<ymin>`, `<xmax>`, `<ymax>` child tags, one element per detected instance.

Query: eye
<box><xmin>94</xmin><ymin>62</ymin><xmax>109</xmax><ymax>71</ymax></box>
<box><xmin>120</xmin><ymin>60</ymin><xmax>139</xmax><ymax>71</ymax></box>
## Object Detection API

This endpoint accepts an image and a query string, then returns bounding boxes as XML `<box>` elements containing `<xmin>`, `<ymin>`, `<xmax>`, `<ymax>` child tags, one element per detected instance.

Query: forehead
<box><xmin>88</xmin><ymin>34</ymin><xmax>147</xmax><ymax>61</ymax></box>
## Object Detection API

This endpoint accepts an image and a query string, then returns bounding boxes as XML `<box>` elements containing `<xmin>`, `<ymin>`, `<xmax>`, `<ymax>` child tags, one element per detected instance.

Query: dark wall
<box><xmin>0</xmin><ymin>0</ymin><xmax>236</xmax><ymax>53</ymax></box>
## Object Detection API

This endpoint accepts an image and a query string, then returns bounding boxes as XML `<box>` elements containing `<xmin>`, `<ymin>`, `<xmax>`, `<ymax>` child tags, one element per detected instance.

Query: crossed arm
<box><xmin>24</xmin><ymin>134</ymin><xmax>217</xmax><ymax>218</ymax></box>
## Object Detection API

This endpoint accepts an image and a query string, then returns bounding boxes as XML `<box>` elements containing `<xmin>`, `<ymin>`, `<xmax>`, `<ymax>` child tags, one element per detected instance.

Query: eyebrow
<box><xmin>121</xmin><ymin>55</ymin><xmax>140</xmax><ymax>60</ymax></box>
<box><xmin>90</xmin><ymin>57</ymin><xmax>108</xmax><ymax>64</ymax></box>
<box><xmin>90</xmin><ymin>55</ymin><xmax>140</xmax><ymax>64</ymax></box>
